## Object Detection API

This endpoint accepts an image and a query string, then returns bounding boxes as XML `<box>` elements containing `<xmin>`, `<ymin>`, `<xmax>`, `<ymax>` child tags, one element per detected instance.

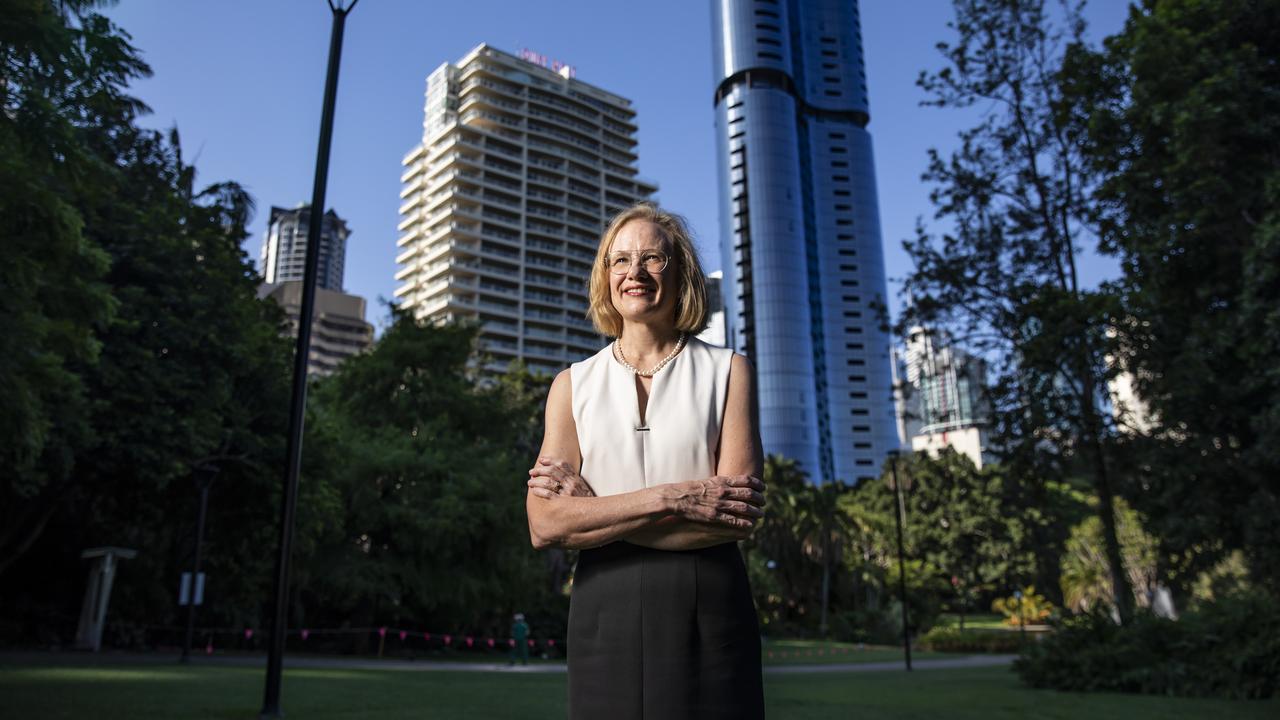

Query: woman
<box><xmin>525</xmin><ymin>203</ymin><xmax>767</xmax><ymax>719</ymax></box>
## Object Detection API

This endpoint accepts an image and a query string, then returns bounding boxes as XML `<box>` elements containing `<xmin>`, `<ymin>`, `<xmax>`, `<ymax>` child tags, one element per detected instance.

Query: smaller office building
<box><xmin>259</xmin><ymin>281</ymin><xmax>374</xmax><ymax>377</ymax></box>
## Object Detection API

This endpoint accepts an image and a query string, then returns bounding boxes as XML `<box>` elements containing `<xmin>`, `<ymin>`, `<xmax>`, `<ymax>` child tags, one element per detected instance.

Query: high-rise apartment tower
<box><xmin>395</xmin><ymin>44</ymin><xmax>657</xmax><ymax>376</ymax></box>
<box><xmin>712</xmin><ymin>0</ymin><xmax>898</xmax><ymax>483</ymax></box>
<box><xmin>261</xmin><ymin>204</ymin><xmax>350</xmax><ymax>292</ymax></box>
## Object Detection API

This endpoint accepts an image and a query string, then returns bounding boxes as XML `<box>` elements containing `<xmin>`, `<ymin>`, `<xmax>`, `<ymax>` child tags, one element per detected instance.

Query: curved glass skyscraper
<box><xmin>712</xmin><ymin>0</ymin><xmax>898</xmax><ymax>483</ymax></box>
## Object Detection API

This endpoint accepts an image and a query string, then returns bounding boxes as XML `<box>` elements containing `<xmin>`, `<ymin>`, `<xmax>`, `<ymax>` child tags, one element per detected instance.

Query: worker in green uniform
<box><xmin>510</xmin><ymin>612</ymin><xmax>530</xmax><ymax>666</ymax></box>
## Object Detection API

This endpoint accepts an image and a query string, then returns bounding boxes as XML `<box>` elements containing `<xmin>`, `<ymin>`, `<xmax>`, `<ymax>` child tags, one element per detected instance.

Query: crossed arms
<box><xmin>525</xmin><ymin>353</ymin><xmax>766</xmax><ymax>552</ymax></box>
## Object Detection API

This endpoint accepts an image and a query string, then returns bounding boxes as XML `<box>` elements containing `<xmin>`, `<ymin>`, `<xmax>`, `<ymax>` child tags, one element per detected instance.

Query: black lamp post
<box><xmin>180</xmin><ymin>464</ymin><xmax>219</xmax><ymax>663</ymax></box>
<box><xmin>888</xmin><ymin>450</ymin><xmax>912</xmax><ymax>671</ymax></box>
<box><xmin>260</xmin><ymin>1</ymin><xmax>357</xmax><ymax>716</ymax></box>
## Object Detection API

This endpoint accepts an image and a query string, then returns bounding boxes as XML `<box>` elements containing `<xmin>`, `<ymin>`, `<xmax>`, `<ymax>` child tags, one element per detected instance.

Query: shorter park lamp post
<box><xmin>181</xmin><ymin>464</ymin><xmax>219</xmax><ymax>663</ymax></box>
<box><xmin>1015</xmin><ymin>589</ymin><xmax>1026</xmax><ymax>644</ymax></box>
<box><xmin>887</xmin><ymin>450</ymin><xmax>912</xmax><ymax>671</ymax></box>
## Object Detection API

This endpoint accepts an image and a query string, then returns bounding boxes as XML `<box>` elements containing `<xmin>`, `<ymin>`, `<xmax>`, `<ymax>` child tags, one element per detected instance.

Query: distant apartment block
<box><xmin>261</xmin><ymin>204</ymin><xmax>350</xmax><ymax>292</ymax></box>
<box><xmin>259</xmin><ymin>281</ymin><xmax>374</xmax><ymax>377</ymax></box>
<box><xmin>394</xmin><ymin>44</ymin><xmax>658</xmax><ymax>376</ymax></box>
<box><xmin>894</xmin><ymin>326</ymin><xmax>992</xmax><ymax>468</ymax></box>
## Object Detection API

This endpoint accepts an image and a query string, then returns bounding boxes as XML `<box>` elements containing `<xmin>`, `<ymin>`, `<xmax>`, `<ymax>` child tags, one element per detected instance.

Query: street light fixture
<box><xmin>887</xmin><ymin>450</ymin><xmax>912</xmax><ymax>672</ymax></box>
<box><xmin>260</xmin><ymin>1</ymin><xmax>358</xmax><ymax>717</ymax></box>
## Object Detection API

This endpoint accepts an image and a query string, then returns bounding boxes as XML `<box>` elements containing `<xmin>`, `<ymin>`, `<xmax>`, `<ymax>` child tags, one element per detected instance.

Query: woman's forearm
<box><xmin>527</xmin><ymin>487</ymin><xmax>670</xmax><ymax>550</ymax></box>
<box><xmin>624</xmin><ymin>517</ymin><xmax>748</xmax><ymax>551</ymax></box>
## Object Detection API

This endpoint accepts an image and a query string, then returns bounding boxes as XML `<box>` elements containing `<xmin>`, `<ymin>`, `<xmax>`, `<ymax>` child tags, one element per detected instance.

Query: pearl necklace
<box><xmin>613</xmin><ymin>333</ymin><xmax>688</xmax><ymax>377</ymax></box>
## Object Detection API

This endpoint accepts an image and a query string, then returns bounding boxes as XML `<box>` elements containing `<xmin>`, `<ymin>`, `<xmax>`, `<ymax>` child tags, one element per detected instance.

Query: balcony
<box><xmin>526</xmin><ymin>288</ymin><xmax>564</xmax><ymax>304</ymax></box>
<box><xmin>400</xmin><ymin>159</ymin><xmax>425</xmax><ymax>184</ymax></box>
<box><xmin>483</xmin><ymin>319</ymin><xmax>520</xmax><ymax>336</ymax></box>
<box><xmin>527</xmin><ymin>238</ymin><xmax>562</xmax><ymax>252</ymax></box>
<box><xmin>525</xmin><ymin>326</ymin><xmax>565</xmax><ymax>341</ymax></box>
<box><xmin>527</xmin><ymin>104</ymin><xmax>599</xmax><ymax>138</ymax></box>
<box><xmin>460</xmin><ymin>109</ymin><xmax>523</xmax><ymax>131</ymax></box>
<box><xmin>459</xmin><ymin>90</ymin><xmax>523</xmax><ymax>114</ymax></box>
<box><xmin>528</xmin><ymin>205</ymin><xmax>565</xmax><ymax>220</ymax></box>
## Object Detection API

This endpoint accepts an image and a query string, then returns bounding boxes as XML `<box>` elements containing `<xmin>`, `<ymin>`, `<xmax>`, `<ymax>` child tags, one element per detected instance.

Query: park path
<box><xmin>0</xmin><ymin>651</ymin><xmax>1014</xmax><ymax>675</ymax></box>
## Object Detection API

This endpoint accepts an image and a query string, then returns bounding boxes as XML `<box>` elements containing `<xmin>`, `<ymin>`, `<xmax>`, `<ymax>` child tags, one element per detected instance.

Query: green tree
<box><xmin>296</xmin><ymin>314</ymin><xmax>558</xmax><ymax>637</ymax></box>
<box><xmin>901</xmin><ymin>0</ymin><xmax>1135</xmax><ymax>620</ymax></box>
<box><xmin>857</xmin><ymin>452</ymin><xmax>1070</xmax><ymax>620</ymax></box>
<box><xmin>1061</xmin><ymin>498</ymin><xmax>1158</xmax><ymax>614</ymax></box>
<box><xmin>743</xmin><ymin>456</ymin><xmax>864</xmax><ymax>637</ymax></box>
<box><xmin>0</xmin><ymin>1</ymin><xmax>294</xmax><ymax>643</ymax></box>
<box><xmin>1064</xmin><ymin>0</ymin><xmax>1280</xmax><ymax>592</ymax></box>
<box><xmin>0</xmin><ymin>0</ymin><xmax>123</xmax><ymax>574</ymax></box>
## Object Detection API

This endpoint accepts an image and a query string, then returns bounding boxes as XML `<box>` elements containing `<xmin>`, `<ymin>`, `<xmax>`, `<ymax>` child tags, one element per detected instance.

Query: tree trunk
<box><xmin>1080</xmin><ymin>370</ymin><xmax>1136</xmax><ymax>623</ymax></box>
<box><xmin>819</xmin><ymin>549</ymin><xmax>830</xmax><ymax>636</ymax></box>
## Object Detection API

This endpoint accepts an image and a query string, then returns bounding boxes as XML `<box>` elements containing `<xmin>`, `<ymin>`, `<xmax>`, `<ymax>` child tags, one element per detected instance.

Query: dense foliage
<box><xmin>295</xmin><ymin>315</ymin><xmax>562</xmax><ymax>643</ymax></box>
<box><xmin>1014</xmin><ymin>593</ymin><xmax>1280</xmax><ymax>699</ymax></box>
<box><xmin>909</xmin><ymin>0</ymin><xmax>1279</xmax><ymax>697</ymax></box>
<box><xmin>0</xmin><ymin>0</ymin><xmax>292</xmax><ymax>642</ymax></box>
<box><xmin>742</xmin><ymin>450</ymin><xmax>1076</xmax><ymax>644</ymax></box>
<box><xmin>919</xmin><ymin>626</ymin><xmax>1024</xmax><ymax>654</ymax></box>
<box><xmin>1065</xmin><ymin>0</ymin><xmax>1280</xmax><ymax>593</ymax></box>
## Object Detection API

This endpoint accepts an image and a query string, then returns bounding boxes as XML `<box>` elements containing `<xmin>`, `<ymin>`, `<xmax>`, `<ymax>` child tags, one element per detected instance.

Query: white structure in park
<box><xmin>394</xmin><ymin>44</ymin><xmax>657</xmax><ymax>376</ymax></box>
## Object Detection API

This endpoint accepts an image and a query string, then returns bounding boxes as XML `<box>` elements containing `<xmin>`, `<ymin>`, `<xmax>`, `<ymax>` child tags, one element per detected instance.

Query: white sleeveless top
<box><xmin>570</xmin><ymin>336</ymin><xmax>736</xmax><ymax>497</ymax></box>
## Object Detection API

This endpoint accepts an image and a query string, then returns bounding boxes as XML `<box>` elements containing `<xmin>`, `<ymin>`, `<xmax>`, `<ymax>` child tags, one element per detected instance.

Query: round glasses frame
<box><xmin>605</xmin><ymin>250</ymin><xmax>669</xmax><ymax>275</ymax></box>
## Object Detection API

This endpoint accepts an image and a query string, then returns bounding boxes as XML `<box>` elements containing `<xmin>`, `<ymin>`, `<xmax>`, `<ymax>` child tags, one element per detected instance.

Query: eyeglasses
<box><xmin>605</xmin><ymin>250</ymin><xmax>669</xmax><ymax>275</ymax></box>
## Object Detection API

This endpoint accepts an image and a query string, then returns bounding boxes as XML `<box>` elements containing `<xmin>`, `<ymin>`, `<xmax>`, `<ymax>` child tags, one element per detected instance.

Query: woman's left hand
<box><xmin>527</xmin><ymin>456</ymin><xmax>596</xmax><ymax>499</ymax></box>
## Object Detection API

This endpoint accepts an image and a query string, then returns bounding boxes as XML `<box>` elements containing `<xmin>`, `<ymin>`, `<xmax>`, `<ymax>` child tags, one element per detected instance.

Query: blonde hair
<box><xmin>587</xmin><ymin>202</ymin><xmax>709</xmax><ymax>338</ymax></box>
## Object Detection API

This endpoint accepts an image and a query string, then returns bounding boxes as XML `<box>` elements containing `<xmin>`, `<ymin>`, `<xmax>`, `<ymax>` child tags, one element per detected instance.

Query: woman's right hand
<box><xmin>653</xmin><ymin>475</ymin><xmax>766</xmax><ymax>529</ymax></box>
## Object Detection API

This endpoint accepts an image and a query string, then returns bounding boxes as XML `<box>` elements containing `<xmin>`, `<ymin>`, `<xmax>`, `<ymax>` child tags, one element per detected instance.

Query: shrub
<box><xmin>919</xmin><ymin>626</ymin><xmax>1024</xmax><ymax>653</ymax></box>
<box><xmin>1013</xmin><ymin>592</ymin><xmax>1280</xmax><ymax>699</ymax></box>
<box><xmin>827</xmin><ymin>608</ymin><xmax>898</xmax><ymax>645</ymax></box>
<box><xmin>992</xmin><ymin>585</ymin><xmax>1055</xmax><ymax>626</ymax></box>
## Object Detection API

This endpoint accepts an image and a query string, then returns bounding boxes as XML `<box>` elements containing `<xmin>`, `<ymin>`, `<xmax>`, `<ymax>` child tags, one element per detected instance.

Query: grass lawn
<box><xmin>762</xmin><ymin>639</ymin><xmax>948</xmax><ymax>665</ymax></box>
<box><xmin>933</xmin><ymin>612</ymin><xmax>1012</xmax><ymax>631</ymax></box>
<box><xmin>2</xmin><ymin>659</ymin><xmax>1275</xmax><ymax>719</ymax></box>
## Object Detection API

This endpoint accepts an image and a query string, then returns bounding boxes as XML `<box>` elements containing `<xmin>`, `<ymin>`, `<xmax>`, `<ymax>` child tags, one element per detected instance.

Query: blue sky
<box><xmin>103</xmin><ymin>1</ymin><xmax>1131</xmax><ymax>331</ymax></box>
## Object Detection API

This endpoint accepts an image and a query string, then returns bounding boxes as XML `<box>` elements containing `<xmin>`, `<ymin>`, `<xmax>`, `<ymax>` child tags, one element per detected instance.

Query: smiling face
<box><xmin>607</xmin><ymin>220</ymin><xmax>678</xmax><ymax>326</ymax></box>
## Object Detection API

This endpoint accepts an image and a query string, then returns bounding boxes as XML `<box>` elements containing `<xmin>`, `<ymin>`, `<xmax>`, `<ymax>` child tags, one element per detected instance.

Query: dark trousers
<box><xmin>567</xmin><ymin>541</ymin><xmax>764</xmax><ymax>720</ymax></box>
